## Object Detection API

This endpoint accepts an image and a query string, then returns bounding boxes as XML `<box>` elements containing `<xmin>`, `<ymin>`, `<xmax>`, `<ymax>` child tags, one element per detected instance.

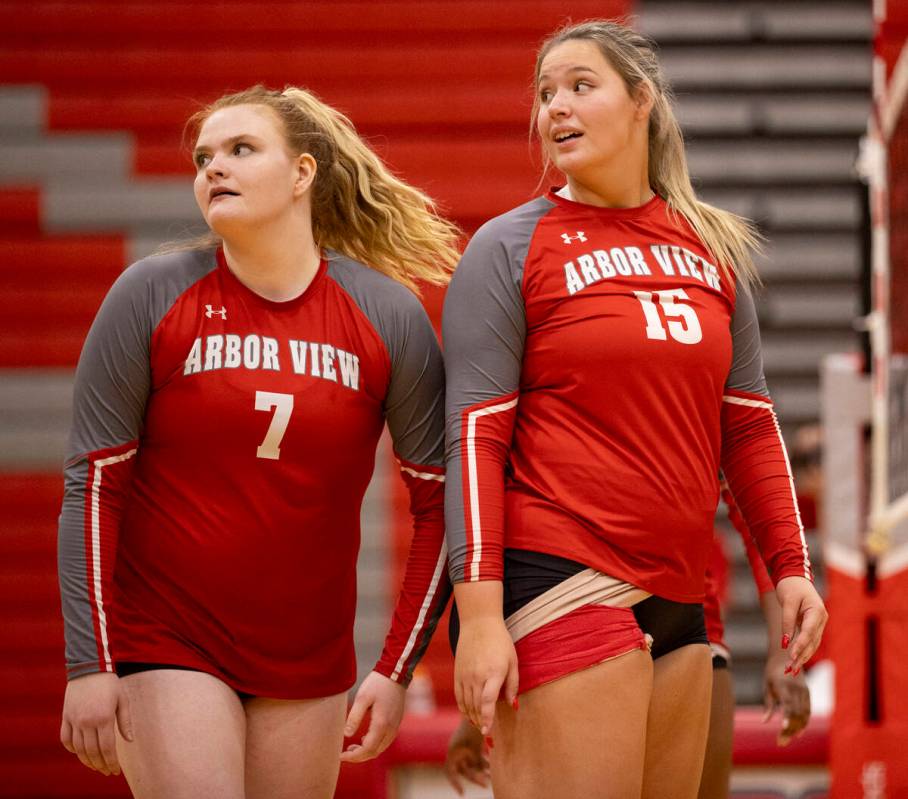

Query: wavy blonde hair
<box><xmin>533</xmin><ymin>20</ymin><xmax>761</xmax><ymax>286</ymax></box>
<box><xmin>181</xmin><ymin>85</ymin><xmax>461</xmax><ymax>293</ymax></box>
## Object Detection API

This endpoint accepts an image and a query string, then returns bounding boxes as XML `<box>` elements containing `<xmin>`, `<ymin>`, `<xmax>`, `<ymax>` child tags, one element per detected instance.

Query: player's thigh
<box><xmin>697</xmin><ymin>663</ymin><xmax>734</xmax><ymax>799</ymax></box>
<box><xmin>642</xmin><ymin>643</ymin><xmax>713</xmax><ymax>799</ymax></box>
<box><xmin>244</xmin><ymin>691</ymin><xmax>347</xmax><ymax>799</ymax></box>
<box><xmin>491</xmin><ymin>648</ymin><xmax>653</xmax><ymax>799</ymax></box>
<box><xmin>116</xmin><ymin>669</ymin><xmax>246</xmax><ymax>799</ymax></box>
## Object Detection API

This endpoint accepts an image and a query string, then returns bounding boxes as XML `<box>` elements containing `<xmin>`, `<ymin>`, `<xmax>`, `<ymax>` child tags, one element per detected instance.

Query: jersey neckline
<box><xmin>215</xmin><ymin>247</ymin><xmax>327</xmax><ymax>311</ymax></box>
<box><xmin>546</xmin><ymin>187</ymin><xmax>664</xmax><ymax>220</ymax></box>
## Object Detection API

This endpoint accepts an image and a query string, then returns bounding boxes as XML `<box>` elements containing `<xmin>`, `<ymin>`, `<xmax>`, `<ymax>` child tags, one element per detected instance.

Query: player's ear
<box><xmin>633</xmin><ymin>83</ymin><xmax>654</xmax><ymax>121</ymax></box>
<box><xmin>293</xmin><ymin>153</ymin><xmax>317</xmax><ymax>198</ymax></box>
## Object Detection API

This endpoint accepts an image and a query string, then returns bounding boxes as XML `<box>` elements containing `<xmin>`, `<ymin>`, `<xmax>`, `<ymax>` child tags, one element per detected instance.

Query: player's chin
<box><xmin>550</xmin><ymin>149</ymin><xmax>593</xmax><ymax>181</ymax></box>
<box><xmin>206</xmin><ymin>207</ymin><xmax>253</xmax><ymax>238</ymax></box>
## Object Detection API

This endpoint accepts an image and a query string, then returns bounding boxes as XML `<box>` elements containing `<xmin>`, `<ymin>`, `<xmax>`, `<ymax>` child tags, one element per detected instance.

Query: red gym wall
<box><xmin>0</xmin><ymin>3</ymin><xmax>631</xmax><ymax>797</ymax></box>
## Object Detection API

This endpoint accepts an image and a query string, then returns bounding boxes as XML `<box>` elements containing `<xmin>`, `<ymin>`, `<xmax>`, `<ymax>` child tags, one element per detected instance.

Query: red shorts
<box><xmin>514</xmin><ymin>604</ymin><xmax>648</xmax><ymax>693</ymax></box>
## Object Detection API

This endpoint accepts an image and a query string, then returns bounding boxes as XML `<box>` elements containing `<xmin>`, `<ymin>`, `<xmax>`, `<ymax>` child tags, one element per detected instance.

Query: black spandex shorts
<box><xmin>115</xmin><ymin>662</ymin><xmax>255</xmax><ymax>700</ymax></box>
<box><xmin>449</xmin><ymin>549</ymin><xmax>709</xmax><ymax>660</ymax></box>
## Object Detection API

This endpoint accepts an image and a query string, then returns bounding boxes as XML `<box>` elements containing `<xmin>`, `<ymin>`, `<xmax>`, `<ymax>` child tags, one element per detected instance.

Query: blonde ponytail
<box><xmin>183</xmin><ymin>85</ymin><xmax>461</xmax><ymax>294</ymax></box>
<box><xmin>533</xmin><ymin>21</ymin><xmax>761</xmax><ymax>287</ymax></box>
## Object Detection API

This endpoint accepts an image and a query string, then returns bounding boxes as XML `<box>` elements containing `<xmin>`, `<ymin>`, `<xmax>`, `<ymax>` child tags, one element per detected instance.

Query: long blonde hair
<box><xmin>533</xmin><ymin>20</ymin><xmax>761</xmax><ymax>286</ymax></box>
<box><xmin>182</xmin><ymin>85</ymin><xmax>461</xmax><ymax>293</ymax></box>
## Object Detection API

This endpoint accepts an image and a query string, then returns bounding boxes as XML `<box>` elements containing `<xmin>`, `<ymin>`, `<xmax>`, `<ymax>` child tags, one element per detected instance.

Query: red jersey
<box><xmin>443</xmin><ymin>191</ymin><xmax>811</xmax><ymax>602</ymax></box>
<box><xmin>58</xmin><ymin>247</ymin><xmax>449</xmax><ymax>698</ymax></box>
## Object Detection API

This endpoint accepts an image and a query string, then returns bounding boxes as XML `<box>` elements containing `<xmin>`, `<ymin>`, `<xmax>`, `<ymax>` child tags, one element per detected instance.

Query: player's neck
<box><xmin>221</xmin><ymin>216</ymin><xmax>321</xmax><ymax>303</ymax></box>
<box><xmin>562</xmin><ymin>148</ymin><xmax>652</xmax><ymax>209</ymax></box>
<box><xmin>563</xmin><ymin>174</ymin><xmax>653</xmax><ymax>209</ymax></box>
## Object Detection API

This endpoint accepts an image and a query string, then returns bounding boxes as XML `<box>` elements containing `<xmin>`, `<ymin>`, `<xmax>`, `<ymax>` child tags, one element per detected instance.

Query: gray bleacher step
<box><xmin>761</xmin><ymin>330</ymin><xmax>858</xmax><ymax>375</ymax></box>
<box><xmin>699</xmin><ymin>187</ymin><xmax>862</xmax><ymax>230</ymax></box>
<box><xmin>760</xmin><ymin>4</ymin><xmax>872</xmax><ymax>42</ymax></box>
<box><xmin>756</xmin><ymin>95</ymin><xmax>869</xmax><ymax>135</ymax></box>
<box><xmin>0</xmin><ymin>86</ymin><xmax>46</xmax><ymax>134</ymax></box>
<box><xmin>687</xmin><ymin>139</ymin><xmax>858</xmax><ymax>183</ymax></box>
<box><xmin>756</xmin><ymin>233</ymin><xmax>861</xmax><ymax>282</ymax></box>
<box><xmin>759</xmin><ymin>285</ymin><xmax>860</xmax><ymax>328</ymax></box>
<box><xmin>676</xmin><ymin>94</ymin><xmax>869</xmax><ymax>137</ymax></box>
<box><xmin>661</xmin><ymin>46</ymin><xmax>869</xmax><ymax>90</ymax></box>
<box><xmin>641</xmin><ymin>2</ymin><xmax>870</xmax><ymax>43</ymax></box>
<box><xmin>0</xmin><ymin>370</ymin><xmax>72</xmax><ymax>470</ymax></box>
<box><xmin>0</xmin><ymin>133</ymin><xmax>132</xmax><ymax>182</ymax></box>
<box><xmin>45</xmin><ymin>179</ymin><xmax>198</xmax><ymax>233</ymax></box>
<box><xmin>640</xmin><ymin>3</ymin><xmax>753</xmax><ymax>42</ymax></box>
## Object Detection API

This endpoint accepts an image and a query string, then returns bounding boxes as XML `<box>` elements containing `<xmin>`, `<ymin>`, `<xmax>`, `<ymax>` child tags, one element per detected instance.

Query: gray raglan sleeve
<box><xmin>324</xmin><ymin>265</ymin><xmax>448</xmax><ymax>685</ymax></box>
<box><xmin>58</xmin><ymin>261</ymin><xmax>160</xmax><ymax>678</ymax></box>
<box><xmin>373</xmin><ymin>289</ymin><xmax>453</xmax><ymax>684</ymax></box>
<box><xmin>443</xmin><ymin>212</ymin><xmax>536</xmax><ymax>584</ymax></box>
<box><xmin>724</xmin><ymin>279</ymin><xmax>768</xmax><ymax>395</ymax></box>
<box><xmin>58</xmin><ymin>251</ymin><xmax>213</xmax><ymax>679</ymax></box>
<box><xmin>720</xmin><ymin>278</ymin><xmax>812</xmax><ymax>584</ymax></box>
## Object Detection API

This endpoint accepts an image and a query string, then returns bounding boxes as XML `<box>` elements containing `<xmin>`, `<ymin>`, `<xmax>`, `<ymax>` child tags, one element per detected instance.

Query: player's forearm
<box><xmin>453</xmin><ymin>580</ymin><xmax>505</xmax><ymax>624</ymax></box>
<box><xmin>759</xmin><ymin>590</ymin><xmax>784</xmax><ymax>656</ymax></box>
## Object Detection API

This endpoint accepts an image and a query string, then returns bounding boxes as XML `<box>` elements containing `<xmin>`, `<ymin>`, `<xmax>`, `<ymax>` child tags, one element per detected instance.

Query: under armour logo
<box><xmin>561</xmin><ymin>231</ymin><xmax>587</xmax><ymax>244</ymax></box>
<box><xmin>205</xmin><ymin>305</ymin><xmax>227</xmax><ymax>319</ymax></box>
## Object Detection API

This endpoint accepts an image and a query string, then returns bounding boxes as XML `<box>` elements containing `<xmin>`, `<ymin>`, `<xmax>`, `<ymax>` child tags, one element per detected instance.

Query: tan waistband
<box><xmin>505</xmin><ymin>568</ymin><xmax>651</xmax><ymax>644</ymax></box>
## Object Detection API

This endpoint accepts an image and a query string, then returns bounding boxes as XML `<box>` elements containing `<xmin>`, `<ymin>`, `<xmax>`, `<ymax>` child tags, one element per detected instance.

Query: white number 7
<box><xmin>633</xmin><ymin>288</ymin><xmax>702</xmax><ymax>344</ymax></box>
<box><xmin>255</xmin><ymin>391</ymin><xmax>294</xmax><ymax>460</ymax></box>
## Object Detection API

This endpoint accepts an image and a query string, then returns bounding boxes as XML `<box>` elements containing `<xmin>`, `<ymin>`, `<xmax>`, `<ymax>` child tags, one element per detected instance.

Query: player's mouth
<box><xmin>209</xmin><ymin>186</ymin><xmax>240</xmax><ymax>203</ymax></box>
<box><xmin>553</xmin><ymin>128</ymin><xmax>583</xmax><ymax>146</ymax></box>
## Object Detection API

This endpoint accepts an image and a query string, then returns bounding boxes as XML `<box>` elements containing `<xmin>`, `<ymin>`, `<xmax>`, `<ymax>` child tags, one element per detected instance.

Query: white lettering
<box><xmin>337</xmin><ymin>349</ymin><xmax>360</xmax><ymax>391</ymax></box>
<box><xmin>184</xmin><ymin>338</ymin><xmax>202</xmax><ymax>375</ymax></box>
<box><xmin>321</xmin><ymin>344</ymin><xmax>337</xmax><ymax>382</ymax></box>
<box><xmin>610</xmin><ymin>247</ymin><xmax>632</xmax><ymax>276</ymax></box>
<box><xmin>243</xmin><ymin>335</ymin><xmax>261</xmax><ymax>369</ymax></box>
<box><xmin>670</xmin><ymin>246</ymin><xmax>690</xmax><ymax>277</ymax></box>
<box><xmin>577</xmin><ymin>254</ymin><xmax>601</xmax><ymax>286</ymax></box>
<box><xmin>594</xmin><ymin>249</ymin><xmax>616</xmax><ymax>278</ymax></box>
<box><xmin>650</xmin><ymin>244</ymin><xmax>674</xmax><ymax>276</ymax></box>
<box><xmin>262</xmin><ymin>337</ymin><xmax>280</xmax><ymax>371</ymax></box>
<box><xmin>704</xmin><ymin>261</ymin><xmax>721</xmax><ymax>290</ymax></box>
<box><xmin>683</xmin><ymin>250</ymin><xmax>703</xmax><ymax>281</ymax></box>
<box><xmin>309</xmin><ymin>342</ymin><xmax>321</xmax><ymax>377</ymax></box>
<box><xmin>289</xmin><ymin>340</ymin><xmax>308</xmax><ymax>374</ymax></box>
<box><xmin>224</xmin><ymin>334</ymin><xmax>242</xmax><ymax>368</ymax></box>
<box><xmin>204</xmin><ymin>335</ymin><xmax>223</xmax><ymax>371</ymax></box>
<box><xmin>626</xmin><ymin>247</ymin><xmax>651</xmax><ymax>275</ymax></box>
<box><xmin>564</xmin><ymin>261</ymin><xmax>585</xmax><ymax>295</ymax></box>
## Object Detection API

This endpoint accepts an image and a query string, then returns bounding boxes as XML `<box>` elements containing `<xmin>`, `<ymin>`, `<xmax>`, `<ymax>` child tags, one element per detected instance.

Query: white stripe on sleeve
<box><xmin>466</xmin><ymin>397</ymin><xmax>519</xmax><ymax>581</ymax></box>
<box><xmin>90</xmin><ymin>448</ymin><xmax>137</xmax><ymax>668</ymax></box>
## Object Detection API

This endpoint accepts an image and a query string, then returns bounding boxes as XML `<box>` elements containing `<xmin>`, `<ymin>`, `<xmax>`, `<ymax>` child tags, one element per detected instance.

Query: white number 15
<box><xmin>633</xmin><ymin>288</ymin><xmax>703</xmax><ymax>345</ymax></box>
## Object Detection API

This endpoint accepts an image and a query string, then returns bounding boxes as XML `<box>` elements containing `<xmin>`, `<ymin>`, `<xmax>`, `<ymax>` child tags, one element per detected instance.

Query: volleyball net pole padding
<box><xmin>824</xmin><ymin>2</ymin><xmax>908</xmax><ymax>796</ymax></box>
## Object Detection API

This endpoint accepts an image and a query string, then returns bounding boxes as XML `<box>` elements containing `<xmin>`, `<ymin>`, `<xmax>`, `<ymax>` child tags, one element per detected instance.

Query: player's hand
<box><xmin>60</xmin><ymin>672</ymin><xmax>133</xmax><ymax>776</ymax></box>
<box><xmin>454</xmin><ymin>616</ymin><xmax>518</xmax><ymax>736</ymax></box>
<box><xmin>340</xmin><ymin>671</ymin><xmax>406</xmax><ymax>763</ymax></box>
<box><xmin>763</xmin><ymin>650</ymin><xmax>811</xmax><ymax>746</ymax></box>
<box><xmin>775</xmin><ymin>576</ymin><xmax>828</xmax><ymax>674</ymax></box>
<box><xmin>444</xmin><ymin>716</ymin><xmax>490</xmax><ymax>795</ymax></box>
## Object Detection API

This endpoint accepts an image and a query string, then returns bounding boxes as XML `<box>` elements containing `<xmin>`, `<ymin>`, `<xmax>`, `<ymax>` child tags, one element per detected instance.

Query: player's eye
<box><xmin>539</xmin><ymin>88</ymin><xmax>553</xmax><ymax>103</ymax></box>
<box><xmin>233</xmin><ymin>142</ymin><xmax>253</xmax><ymax>156</ymax></box>
<box><xmin>194</xmin><ymin>152</ymin><xmax>211</xmax><ymax>168</ymax></box>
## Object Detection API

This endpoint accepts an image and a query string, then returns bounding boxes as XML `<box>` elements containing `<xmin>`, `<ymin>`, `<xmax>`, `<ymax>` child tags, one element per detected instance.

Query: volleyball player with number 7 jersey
<box><xmin>444</xmin><ymin>20</ymin><xmax>828</xmax><ymax>799</ymax></box>
<box><xmin>57</xmin><ymin>85</ymin><xmax>457</xmax><ymax>799</ymax></box>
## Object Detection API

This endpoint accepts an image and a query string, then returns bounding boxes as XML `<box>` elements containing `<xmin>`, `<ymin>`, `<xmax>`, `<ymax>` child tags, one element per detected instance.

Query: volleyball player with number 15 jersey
<box><xmin>444</xmin><ymin>21</ymin><xmax>828</xmax><ymax>799</ymax></box>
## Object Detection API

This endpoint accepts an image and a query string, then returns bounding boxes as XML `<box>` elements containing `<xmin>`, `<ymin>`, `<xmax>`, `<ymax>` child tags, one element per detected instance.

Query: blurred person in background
<box><xmin>56</xmin><ymin>85</ymin><xmax>458</xmax><ymax>799</ymax></box>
